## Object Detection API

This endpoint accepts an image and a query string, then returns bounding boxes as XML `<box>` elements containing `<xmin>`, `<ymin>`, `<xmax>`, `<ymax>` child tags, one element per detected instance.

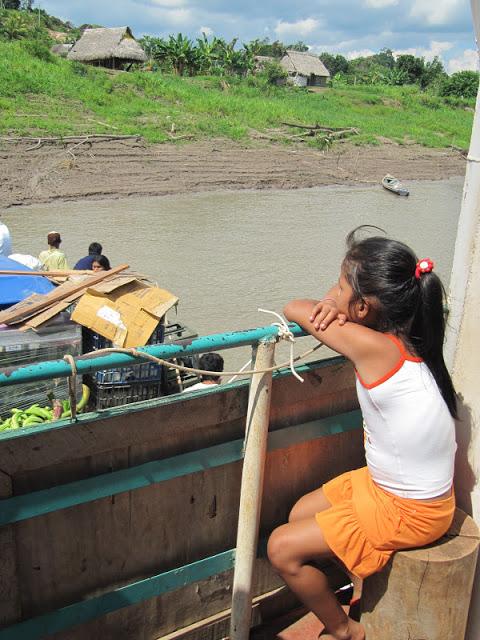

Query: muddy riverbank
<box><xmin>0</xmin><ymin>138</ymin><xmax>466</xmax><ymax>208</ymax></box>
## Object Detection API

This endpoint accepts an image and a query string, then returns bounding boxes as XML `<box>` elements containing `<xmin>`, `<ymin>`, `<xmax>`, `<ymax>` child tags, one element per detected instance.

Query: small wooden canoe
<box><xmin>382</xmin><ymin>174</ymin><xmax>409</xmax><ymax>196</ymax></box>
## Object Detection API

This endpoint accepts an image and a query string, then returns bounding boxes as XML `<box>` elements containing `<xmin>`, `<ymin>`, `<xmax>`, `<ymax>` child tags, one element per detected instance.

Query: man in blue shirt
<box><xmin>74</xmin><ymin>242</ymin><xmax>103</xmax><ymax>270</ymax></box>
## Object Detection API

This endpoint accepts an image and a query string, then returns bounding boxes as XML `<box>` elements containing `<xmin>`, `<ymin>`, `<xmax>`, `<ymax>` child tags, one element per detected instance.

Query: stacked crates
<box><xmin>0</xmin><ymin>317</ymin><xmax>82</xmax><ymax>416</ymax></box>
<box><xmin>83</xmin><ymin>321</ymin><xmax>199</xmax><ymax>410</ymax></box>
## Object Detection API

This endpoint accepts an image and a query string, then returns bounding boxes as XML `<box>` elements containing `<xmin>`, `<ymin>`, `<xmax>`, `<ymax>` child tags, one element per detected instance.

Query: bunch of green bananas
<box><xmin>0</xmin><ymin>384</ymin><xmax>91</xmax><ymax>432</ymax></box>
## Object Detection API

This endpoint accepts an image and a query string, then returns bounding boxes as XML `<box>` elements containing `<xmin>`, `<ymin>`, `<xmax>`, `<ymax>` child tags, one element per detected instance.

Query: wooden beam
<box><xmin>0</xmin><ymin>264</ymin><xmax>129</xmax><ymax>325</ymax></box>
<box><xmin>0</xmin><ymin>270</ymin><xmax>94</xmax><ymax>277</ymax></box>
<box><xmin>0</xmin><ymin>411</ymin><xmax>361</xmax><ymax>526</ymax></box>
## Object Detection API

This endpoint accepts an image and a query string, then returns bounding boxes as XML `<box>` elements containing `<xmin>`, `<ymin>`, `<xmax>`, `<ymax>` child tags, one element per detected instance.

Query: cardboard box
<box><xmin>71</xmin><ymin>280</ymin><xmax>178</xmax><ymax>348</ymax></box>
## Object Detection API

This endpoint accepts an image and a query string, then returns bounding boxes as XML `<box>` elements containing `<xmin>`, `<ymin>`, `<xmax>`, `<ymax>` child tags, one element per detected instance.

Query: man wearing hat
<box><xmin>39</xmin><ymin>232</ymin><xmax>69</xmax><ymax>271</ymax></box>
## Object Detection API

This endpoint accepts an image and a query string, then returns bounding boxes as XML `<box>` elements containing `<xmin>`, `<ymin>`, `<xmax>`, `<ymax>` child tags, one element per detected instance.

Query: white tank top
<box><xmin>356</xmin><ymin>334</ymin><xmax>456</xmax><ymax>499</ymax></box>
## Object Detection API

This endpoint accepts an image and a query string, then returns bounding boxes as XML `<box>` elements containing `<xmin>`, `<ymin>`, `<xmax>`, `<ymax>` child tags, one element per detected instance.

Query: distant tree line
<box><xmin>319</xmin><ymin>48</ymin><xmax>478</xmax><ymax>99</ymax></box>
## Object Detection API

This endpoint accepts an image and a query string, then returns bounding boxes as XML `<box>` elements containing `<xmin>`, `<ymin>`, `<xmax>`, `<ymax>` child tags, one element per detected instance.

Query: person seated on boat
<box><xmin>39</xmin><ymin>231</ymin><xmax>69</xmax><ymax>272</ymax></box>
<box><xmin>74</xmin><ymin>242</ymin><xmax>103</xmax><ymax>270</ymax></box>
<box><xmin>267</xmin><ymin>227</ymin><xmax>456</xmax><ymax>640</ymax></box>
<box><xmin>9</xmin><ymin>253</ymin><xmax>43</xmax><ymax>270</ymax></box>
<box><xmin>182</xmin><ymin>353</ymin><xmax>224</xmax><ymax>392</ymax></box>
<box><xmin>91</xmin><ymin>255</ymin><xmax>111</xmax><ymax>272</ymax></box>
<box><xmin>0</xmin><ymin>216</ymin><xmax>12</xmax><ymax>257</ymax></box>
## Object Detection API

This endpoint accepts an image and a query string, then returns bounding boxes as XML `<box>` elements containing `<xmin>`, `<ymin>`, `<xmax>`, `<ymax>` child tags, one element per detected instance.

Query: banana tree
<box><xmin>196</xmin><ymin>32</ymin><xmax>222</xmax><ymax>74</ymax></box>
<box><xmin>165</xmin><ymin>33</ymin><xmax>197</xmax><ymax>75</ymax></box>
<box><xmin>242</xmin><ymin>42</ymin><xmax>257</xmax><ymax>75</ymax></box>
<box><xmin>219</xmin><ymin>38</ymin><xmax>248</xmax><ymax>75</ymax></box>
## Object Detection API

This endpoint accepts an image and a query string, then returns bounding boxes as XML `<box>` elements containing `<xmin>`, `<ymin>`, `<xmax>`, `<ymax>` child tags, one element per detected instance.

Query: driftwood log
<box><xmin>249</xmin><ymin>123</ymin><xmax>360</xmax><ymax>145</ymax></box>
<box><xmin>360</xmin><ymin>508</ymin><xmax>480</xmax><ymax>640</ymax></box>
<box><xmin>281</xmin><ymin>121</ymin><xmax>355</xmax><ymax>132</ymax></box>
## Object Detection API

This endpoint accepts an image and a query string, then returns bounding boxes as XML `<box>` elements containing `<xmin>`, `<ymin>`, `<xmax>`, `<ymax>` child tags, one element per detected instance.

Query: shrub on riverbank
<box><xmin>0</xmin><ymin>39</ymin><xmax>474</xmax><ymax>148</ymax></box>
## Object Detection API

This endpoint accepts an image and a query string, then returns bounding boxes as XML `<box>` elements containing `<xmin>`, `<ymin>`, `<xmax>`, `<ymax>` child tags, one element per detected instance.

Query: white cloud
<box><xmin>447</xmin><ymin>49</ymin><xmax>479</xmax><ymax>73</ymax></box>
<box><xmin>410</xmin><ymin>0</ymin><xmax>464</xmax><ymax>26</ymax></box>
<box><xmin>394</xmin><ymin>40</ymin><xmax>453</xmax><ymax>61</ymax></box>
<box><xmin>163</xmin><ymin>8</ymin><xmax>192</xmax><ymax>24</ymax></box>
<box><xmin>345</xmin><ymin>49</ymin><xmax>376</xmax><ymax>59</ymax></box>
<box><xmin>199</xmin><ymin>25</ymin><xmax>213</xmax><ymax>36</ymax></box>
<box><xmin>274</xmin><ymin>17</ymin><xmax>321</xmax><ymax>39</ymax></box>
<box><xmin>145</xmin><ymin>0</ymin><xmax>192</xmax><ymax>25</ymax></box>
<box><xmin>150</xmin><ymin>0</ymin><xmax>186</xmax><ymax>6</ymax></box>
<box><xmin>364</xmin><ymin>0</ymin><xmax>398</xmax><ymax>8</ymax></box>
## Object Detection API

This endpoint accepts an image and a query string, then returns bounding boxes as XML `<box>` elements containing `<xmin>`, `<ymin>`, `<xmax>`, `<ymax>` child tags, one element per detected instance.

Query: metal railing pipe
<box><xmin>230</xmin><ymin>338</ymin><xmax>276</xmax><ymax>640</ymax></box>
<box><xmin>0</xmin><ymin>323</ymin><xmax>306</xmax><ymax>387</ymax></box>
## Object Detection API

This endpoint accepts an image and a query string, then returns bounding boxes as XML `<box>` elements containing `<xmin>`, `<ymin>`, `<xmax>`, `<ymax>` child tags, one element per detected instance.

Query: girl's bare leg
<box><xmin>288</xmin><ymin>487</ymin><xmax>332</xmax><ymax>522</ymax></box>
<box><xmin>289</xmin><ymin>487</ymin><xmax>363</xmax><ymax>606</ymax></box>
<box><xmin>267</xmin><ymin>518</ymin><xmax>365</xmax><ymax>640</ymax></box>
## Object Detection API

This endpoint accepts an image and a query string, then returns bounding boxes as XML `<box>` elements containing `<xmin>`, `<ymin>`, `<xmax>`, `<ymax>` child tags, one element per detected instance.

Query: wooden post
<box><xmin>229</xmin><ymin>338</ymin><xmax>275</xmax><ymax>640</ymax></box>
<box><xmin>360</xmin><ymin>509</ymin><xmax>480</xmax><ymax>640</ymax></box>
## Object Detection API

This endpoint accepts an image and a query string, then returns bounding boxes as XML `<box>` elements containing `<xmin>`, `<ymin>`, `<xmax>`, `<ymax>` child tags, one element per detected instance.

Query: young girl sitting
<box><xmin>267</xmin><ymin>229</ymin><xmax>457</xmax><ymax>640</ymax></box>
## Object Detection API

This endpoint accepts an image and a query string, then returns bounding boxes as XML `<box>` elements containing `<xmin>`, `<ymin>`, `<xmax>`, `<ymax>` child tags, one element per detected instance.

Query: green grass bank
<box><xmin>0</xmin><ymin>40</ymin><xmax>474</xmax><ymax>148</ymax></box>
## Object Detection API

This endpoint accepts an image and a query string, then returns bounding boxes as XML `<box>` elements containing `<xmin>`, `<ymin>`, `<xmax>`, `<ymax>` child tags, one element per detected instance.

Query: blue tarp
<box><xmin>0</xmin><ymin>256</ymin><xmax>56</xmax><ymax>309</ymax></box>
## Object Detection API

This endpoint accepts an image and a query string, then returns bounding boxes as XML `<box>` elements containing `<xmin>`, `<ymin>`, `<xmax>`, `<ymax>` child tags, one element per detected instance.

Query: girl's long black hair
<box><xmin>343</xmin><ymin>227</ymin><xmax>457</xmax><ymax>418</ymax></box>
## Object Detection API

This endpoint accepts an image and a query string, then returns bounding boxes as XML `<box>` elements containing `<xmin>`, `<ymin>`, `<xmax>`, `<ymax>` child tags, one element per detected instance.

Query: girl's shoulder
<box><xmin>353</xmin><ymin>329</ymin><xmax>419</xmax><ymax>387</ymax></box>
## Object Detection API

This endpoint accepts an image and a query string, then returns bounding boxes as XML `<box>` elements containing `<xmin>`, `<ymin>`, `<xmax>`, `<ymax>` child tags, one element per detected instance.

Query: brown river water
<box><xmin>1</xmin><ymin>177</ymin><xmax>464</xmax><ymax>370</ymax></box>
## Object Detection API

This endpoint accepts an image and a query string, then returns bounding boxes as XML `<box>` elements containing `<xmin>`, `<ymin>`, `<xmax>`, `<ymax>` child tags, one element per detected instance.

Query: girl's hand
<box><xmin>309</xmin><ymin>298</ymin><xmax>347</xmax><ymax>331</ymax></box>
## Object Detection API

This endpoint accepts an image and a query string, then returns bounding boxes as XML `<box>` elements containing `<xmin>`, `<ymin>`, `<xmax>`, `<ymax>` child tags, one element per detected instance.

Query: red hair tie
<box><xmin>415</xmin><ymin>258</ymin><xmax>434</xmax><ymax>279</ymax></box>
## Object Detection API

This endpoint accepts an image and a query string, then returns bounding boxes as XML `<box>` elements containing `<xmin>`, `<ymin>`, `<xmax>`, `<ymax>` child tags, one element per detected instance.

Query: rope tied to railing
<box><xmin>54</xmin><ymin>312</ymin><xmax>321</xmax><ymax>402</ymax></box>
<box><xmin>257</xmin><ymin>308</ymin><xmax>304</xmax><ymax>382</ymax></box>
<box><xmin>87</xmin><ymin>310</ymin><xmax>322</xmax><ymax>380</ymax></box>
<box><xmin>63</xmin><ymin>354</ymin><xmax>78</xmax><ymax>421</ymax></box>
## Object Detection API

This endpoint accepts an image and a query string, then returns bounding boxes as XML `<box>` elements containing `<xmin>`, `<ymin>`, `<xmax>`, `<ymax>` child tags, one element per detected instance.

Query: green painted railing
<box><xmin>0</xmin><ymin>323</ymin><xmax>306</xmax><ymax>386</ymax></box>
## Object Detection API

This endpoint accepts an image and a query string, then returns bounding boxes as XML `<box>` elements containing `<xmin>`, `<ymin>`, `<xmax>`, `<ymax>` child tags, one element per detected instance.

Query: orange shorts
<box><xmin>316</xmin><ymin>466</ymin><xmax>455</xmax><ymax>579</ymax></box>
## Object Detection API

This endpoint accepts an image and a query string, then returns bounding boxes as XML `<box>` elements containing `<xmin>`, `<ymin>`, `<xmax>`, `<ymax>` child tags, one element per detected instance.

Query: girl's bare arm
<box><xmin>284</xmin><ymin>299</ymin><xmax>398</xmax><ymax>381</ymax></box>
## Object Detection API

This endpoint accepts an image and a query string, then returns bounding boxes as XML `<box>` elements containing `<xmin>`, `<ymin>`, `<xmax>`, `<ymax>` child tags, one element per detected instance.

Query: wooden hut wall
<box><xmin>0</xmin><ymin>357</ymin><xmax>363</xmax><ymax>639</ymax></box>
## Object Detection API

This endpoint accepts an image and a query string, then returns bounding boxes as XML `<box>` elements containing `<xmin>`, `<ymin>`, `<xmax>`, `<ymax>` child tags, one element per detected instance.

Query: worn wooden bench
<box><xmin>360</xmin><ymin>508</ymin><xmax>480</xmax><ymax>640</ymax></box>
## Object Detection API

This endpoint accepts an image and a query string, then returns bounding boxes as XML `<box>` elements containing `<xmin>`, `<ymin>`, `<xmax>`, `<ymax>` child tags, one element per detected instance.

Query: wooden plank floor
<box><xmin>250</xmin><ymin>607</ymin><xmax>353</xmax><ymax>640</ymax></box>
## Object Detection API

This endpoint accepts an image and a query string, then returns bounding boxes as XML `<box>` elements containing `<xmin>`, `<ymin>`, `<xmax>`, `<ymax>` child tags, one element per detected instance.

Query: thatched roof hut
<box><xmin>67</xmin><ymin>26</ymin><xmax>147</xmax><ymax>69</ymax></box>
<box><xmin>280</xmin><ymin>50</ymin><xmax>330</xmax><ymax>87</ymax></box>
<box><xmin>51</xmin><ymin>43</ymin><xmax>73</xmax><ymax>58</ymax></box>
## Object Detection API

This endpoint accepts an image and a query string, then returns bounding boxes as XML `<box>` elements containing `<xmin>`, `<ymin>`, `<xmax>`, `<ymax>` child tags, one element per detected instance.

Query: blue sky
<box><xmin>41</xmin><ymin>0</ymin><xmax>478</xmax><ymax>73</ymax></box>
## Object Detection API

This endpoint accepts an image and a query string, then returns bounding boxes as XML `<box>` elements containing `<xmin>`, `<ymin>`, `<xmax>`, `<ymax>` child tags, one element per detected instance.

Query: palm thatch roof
<box><xmin>280</xmin><ymin>51</ymin><xmax>330</xmax><ymax>78</ymax></box>
<box><xmin>254</xmin><ymin>55</ymin><xmax>275</xmax><ymax>64</ymax></box>
<box><xmin>51</xmin><ymin>43</ymin><xmax>73</xmax><ymax>58</ymax></box>
<box><xmin>67</xmin><ymin>27</ymin><xmax>147</xmax><ymax>63</ymax></box>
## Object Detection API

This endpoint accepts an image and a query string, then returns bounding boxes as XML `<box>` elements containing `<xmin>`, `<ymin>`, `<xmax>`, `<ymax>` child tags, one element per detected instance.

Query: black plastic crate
<box><xmin>84</xmin><ymin>321</ymin><xmax>201</xmax><ymax>408</ymax></box>
<box><xmin>82</xmin><ymin>321</ymin><xmax>165</xmax><ymax>384</ymax></box>
<box><xmin>87</xmin><ymin>377</ymin><xmax>164</xmax><ymax>410</ymax></box>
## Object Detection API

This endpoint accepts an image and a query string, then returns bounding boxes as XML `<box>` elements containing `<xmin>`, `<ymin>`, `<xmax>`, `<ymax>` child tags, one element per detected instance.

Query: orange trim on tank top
<box><xmin>356</xmin><ymin>333</ymin><xmax>423</xmax><ymax>390</ymax></box>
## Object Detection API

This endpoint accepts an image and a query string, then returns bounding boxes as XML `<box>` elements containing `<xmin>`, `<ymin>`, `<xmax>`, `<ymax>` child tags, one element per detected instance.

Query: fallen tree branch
<box><xmin>450</xmin><ymin>144</ymin><xmax>468</xmax><ymax>158</ymax></box>
<box><xmin>326</xmin><ymin>128</ymin><xmax>360</xmax><ymax>139</ymax></box>
<box><xmin>86</xmin><ymin>118</ymin><xmax>120</xmax><ymax>130</ymax></box>
<box><xmin>25</xmin><ymin>138</ymin><xmax>43</xmax><ymax>152</ymax></box>
<box><xmin>281</xmin><ymin>122</ymin><xmax>356</xmax><ymax>132</ymax></box>
<box><xmin>1</xmin><ymin>134</ymin><xmax>142</xmax><ymax>144</ymax></box>
<box><xmin>167</xmin><ymin>133</ymin><xmax>195</xmax><ymax>141</ymax></box>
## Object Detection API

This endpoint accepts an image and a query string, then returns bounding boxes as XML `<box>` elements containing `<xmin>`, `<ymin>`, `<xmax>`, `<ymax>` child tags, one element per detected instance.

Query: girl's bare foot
<box><xmin>319</xmin><ymin>618</ymin><xmax>365</xmax><ymax>640</ymax></box>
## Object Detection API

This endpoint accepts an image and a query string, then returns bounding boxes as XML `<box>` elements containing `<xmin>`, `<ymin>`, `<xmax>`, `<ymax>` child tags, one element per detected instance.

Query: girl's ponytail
<box><xmin>410</xmin><ymin>271</ymin><xmax>458</xmax><ymax>418</ymax></box>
